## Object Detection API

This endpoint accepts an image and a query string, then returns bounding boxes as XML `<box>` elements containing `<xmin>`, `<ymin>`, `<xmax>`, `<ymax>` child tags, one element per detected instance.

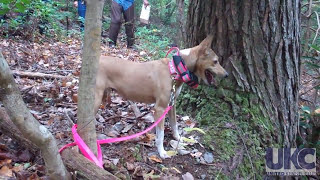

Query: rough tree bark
<box><xmin>186</xmin><ymin>0</ymin><xmax>300</xmax><ymax>148</ymax></box>
<box><xmin>176</xmin><ymin>0</ymin><xmax>186</xmax><ymax>45</ymax></box>
<box><xmin>0</xmin><ymin>53</ymin><xmax>71</xmax><ymax>179</ymax></box>
<box><xmin>77</xmin><ymin>0</ymin><xmax>105</xmax><ymax>156</ymax></box>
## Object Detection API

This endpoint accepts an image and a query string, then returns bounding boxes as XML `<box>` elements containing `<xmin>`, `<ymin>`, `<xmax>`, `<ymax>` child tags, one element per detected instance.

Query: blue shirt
<box><xmin>113</xmin><ymin>0</ymin><xmax>134</xmax><ymax>11</ymax></box>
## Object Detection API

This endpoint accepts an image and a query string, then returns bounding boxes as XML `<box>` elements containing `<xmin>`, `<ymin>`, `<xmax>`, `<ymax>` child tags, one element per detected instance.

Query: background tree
<box><xmin>178</xmin><ymin>0</ymin><xmax>301</xmax><ymax>176</ymax></box>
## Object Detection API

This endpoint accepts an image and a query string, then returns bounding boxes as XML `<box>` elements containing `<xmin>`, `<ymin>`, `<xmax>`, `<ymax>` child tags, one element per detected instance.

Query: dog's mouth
<box><xmin>205</xmin><ymin>69</ymin><xmax>216</xmax><ymax>86</ymax></box>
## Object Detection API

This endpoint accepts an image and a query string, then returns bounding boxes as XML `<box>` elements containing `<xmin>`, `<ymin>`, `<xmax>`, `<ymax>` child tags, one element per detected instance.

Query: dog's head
<box><xmin>194</xmin><ymin>35</ymin><xmax>229</xmax><ymax>87</ymax></box>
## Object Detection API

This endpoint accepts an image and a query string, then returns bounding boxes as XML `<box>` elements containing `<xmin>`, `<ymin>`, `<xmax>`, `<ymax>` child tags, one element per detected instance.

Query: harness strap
<box><xmin>170</xmin><ymin>55</ymin><xmax>199</xmax><ymax>89</ymax></box>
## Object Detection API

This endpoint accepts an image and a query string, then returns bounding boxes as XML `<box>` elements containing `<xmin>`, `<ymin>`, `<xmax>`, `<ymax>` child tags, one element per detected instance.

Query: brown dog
<box><xmin>95</xmin><ymin>35</ymin><xmax>228</xmax><ymax>158</ymax></box>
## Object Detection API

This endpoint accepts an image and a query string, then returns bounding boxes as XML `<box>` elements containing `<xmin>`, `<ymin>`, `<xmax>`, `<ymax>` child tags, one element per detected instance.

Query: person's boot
<box><xmin>108</xmin><ymin>40</ymin><xmax>116</xmax><ymax>48</ymax></box>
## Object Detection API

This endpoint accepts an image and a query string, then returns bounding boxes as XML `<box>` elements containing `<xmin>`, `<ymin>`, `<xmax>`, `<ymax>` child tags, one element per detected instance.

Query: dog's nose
<box><xmin>225</xmin><ymin>72</ymin><xmax>229</xmax><ymax>78</ymax></box>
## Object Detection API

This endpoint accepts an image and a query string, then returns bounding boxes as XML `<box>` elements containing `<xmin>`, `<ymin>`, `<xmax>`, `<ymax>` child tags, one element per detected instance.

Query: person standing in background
<box><xmin>73</xmin><ymin>0</ymin><xmax>86</xmax><ymax>31</ymax></box>
<box><xmin>109</xmin><ymin>0</ymin><xmax>149</xmax><ymax>48</ymax></box>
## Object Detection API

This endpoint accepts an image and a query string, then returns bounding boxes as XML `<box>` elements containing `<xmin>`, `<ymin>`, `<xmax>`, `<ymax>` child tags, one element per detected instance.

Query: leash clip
<box><xmin>169</xmin><ymin>78</ymin><xmax>176</xmax><ymax>106</ymax></box>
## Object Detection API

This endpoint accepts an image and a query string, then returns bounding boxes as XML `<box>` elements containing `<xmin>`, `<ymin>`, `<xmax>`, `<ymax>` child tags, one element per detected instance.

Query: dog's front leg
<box><xmin>169</xmin><ymin>85</ymin><xmax>183</xmax><ymax>141</ymax></box>
<box><xmin>154</xmin><ymin>106</ymin><xmax>169</xmax><ymax>159</ymax></box>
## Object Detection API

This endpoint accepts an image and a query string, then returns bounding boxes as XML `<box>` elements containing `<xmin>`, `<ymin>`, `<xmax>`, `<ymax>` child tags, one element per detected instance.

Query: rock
<box><xmin>182</xmin><ymin>172</ymin><xmax>194</xmax><ymax>180</ymax></box>
<box><xmin>203</xmin><ymin>152</ymin><xmax>214</xmax><ymax>163</ymax></box>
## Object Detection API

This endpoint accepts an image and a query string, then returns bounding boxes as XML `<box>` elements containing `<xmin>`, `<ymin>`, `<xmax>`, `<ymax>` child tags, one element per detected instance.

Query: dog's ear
<box><xmin>199</xmin><ymin>35</ymin><xmax>213</xmax><ymax>49</ymax></box>
<box><xmin>198</xmin><ymin>35</ymin><xmax>213</xmax><ymax>56</ymax></box>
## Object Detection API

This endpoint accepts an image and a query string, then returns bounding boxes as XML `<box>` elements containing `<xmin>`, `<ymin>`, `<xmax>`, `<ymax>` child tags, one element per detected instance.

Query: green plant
<box><xmin>135</xmin><ymin>25</ymin><xmax>171</xmax><ymax>59</ymax></box>
<box><xmin>0</xmin><ymin>0</ymin><xmax>77</xmax><ymax>38</ymax></box>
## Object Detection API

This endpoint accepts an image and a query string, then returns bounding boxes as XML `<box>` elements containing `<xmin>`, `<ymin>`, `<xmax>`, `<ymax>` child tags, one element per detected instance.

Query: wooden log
<box><xmin>61</xmin><ymin>148</ymin><xmax>119</xmax><ymax>180</ymax></box>
<box><xmin>12</xmin><ymin>70</ymin><xmax>66</xmax><ymax>79</ymax></box>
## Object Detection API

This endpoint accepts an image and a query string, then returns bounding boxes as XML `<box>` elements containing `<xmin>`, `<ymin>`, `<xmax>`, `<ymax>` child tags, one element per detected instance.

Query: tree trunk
<box><xmin>77</xmin><ymin>0</ymin><xmax>105</xmax><ymax>157</ymax></box>
<box><xmin>183</xmin><ymin>0</ymin><xmax>301</xmax><ymax>177</ymax></box>
<box><xmin>0</xmin><ymin>53</ymin><xmax>71</xmax><ymax>180</ymax></box>
<box><xmin>176</xmin><ymin>0</ymin><xmax>186</xmax><ymax>46</ymax></box>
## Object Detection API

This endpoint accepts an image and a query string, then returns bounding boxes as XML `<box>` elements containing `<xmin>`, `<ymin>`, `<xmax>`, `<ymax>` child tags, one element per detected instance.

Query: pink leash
<box><xmin>59</xmin><ymin>106</ymin><xmax>172</xmax><ymax>168</ymax></box>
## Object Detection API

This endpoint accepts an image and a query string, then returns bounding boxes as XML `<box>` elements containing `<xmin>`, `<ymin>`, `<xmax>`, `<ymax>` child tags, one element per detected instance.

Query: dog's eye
<box><xmin>213</xmin><ymin>60</ymin><xmax>218</xmax><ymax>64</ymax></box>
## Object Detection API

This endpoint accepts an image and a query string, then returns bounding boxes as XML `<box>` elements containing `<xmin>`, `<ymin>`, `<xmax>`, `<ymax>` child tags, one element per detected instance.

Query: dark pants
<box><xmin>78</xmin><ymin>0</ymin><xmax>86</xmax><ymax>31</ymax></box>
<box><xmin>109</xmin><ymin>1</ymin><xmax>135</xmax><ymax>46</ymax></box>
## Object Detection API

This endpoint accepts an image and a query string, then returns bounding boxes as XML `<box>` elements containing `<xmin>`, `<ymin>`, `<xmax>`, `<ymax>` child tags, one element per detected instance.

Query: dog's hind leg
<box><xmin>168</xmin><ymin>105</ymin><xmax>181</xmax><ymax>141</ymax></box>
<box><xmin>94</xmin><ymin>88</ymin><xmax>105</xmax><ymax>114</ymax></box>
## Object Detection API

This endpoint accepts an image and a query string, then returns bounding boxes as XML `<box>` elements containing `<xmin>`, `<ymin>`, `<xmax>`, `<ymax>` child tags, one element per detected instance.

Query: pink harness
<box><xmin>166</xmin><ymin>47</ymin><xmax>199</xmax><ymax>88</ymax></box>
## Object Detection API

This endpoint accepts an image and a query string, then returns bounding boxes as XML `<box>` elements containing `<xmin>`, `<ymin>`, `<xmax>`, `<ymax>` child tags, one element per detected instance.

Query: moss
<box><xmin>177</xmin><ymin>84</ymin><xmax>279</xmax><ymax>178</ymax></box>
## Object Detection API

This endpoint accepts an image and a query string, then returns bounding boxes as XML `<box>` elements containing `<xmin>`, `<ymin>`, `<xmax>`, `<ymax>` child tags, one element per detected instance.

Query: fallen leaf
<box><xmin>183</xmin><ymin>127</ymin><xmax>205</xmax><ymax>134</ymax></box>
<box><xmin>0</xmin><ymin>166</ymin><xmax>13</xmax><ymax>177</ymax></box>
<box><xmin>122</xmin><ymin>124</ymin><xmax>134</xmax><ymax>133</ymax></box>
<box><xmin>143</xmin><ymin>170</ymin><xmax>161</xmax><ymax>179</ymax></box>
<box><xmin>182</xmin><ymin>137</ymin><xmax>197</xmax><ymax>144</ymax></box>
<box><xmin>148</xmin><ymin>155</ymin><xmax>162</xmax><ymax>163</ymax></box>
<box><xmin>107</xmin><ymin>130</ymin><xmax>119</xmax><ymax>137</ymax></box>
<box><xmin>170</xmin><ymin>140</ymin><xmax>187</xmax><ymax>149</ymax></box>
<box><xmin>141</xmin><ymin>113</ymin><xmax>154</xmax><ymax>123</ymax></box>
<box><xmin>0</xmin><ymin>159</ymin><xmax>12</xmax><ymax>167</ymax></box>
<box><xmin>190</xmin><ymin>152</ymin><xmax>202</xmax><ymax>158</ymax></box>
<box><xmin>141</xmin><ymin>133</ymin><xmax>156</xmax><ymax>143</ymax></box>
<box><xmin>171</xmin><ymin>167</ymin><xmax>181</xmax><ymax>174</ymax></box>
<box><xmin>126</xmin><ymin>162</ymin><xmax>135</xmax><ymax>171</ymax></box>
<box><xmin>72</xmin><ymin>93</ymin><xmax>78</xmax><ymax>103</ymax></box>
<box><xmin>166</xmin><ymin>150</ymin><xmax>178</xmax><ymax>157</ymax></box>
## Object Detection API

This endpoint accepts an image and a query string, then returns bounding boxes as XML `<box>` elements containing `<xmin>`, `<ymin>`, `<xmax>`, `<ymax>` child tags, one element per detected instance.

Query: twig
<box><xmin>12</xmin><ymin>70</ymin><xmax>66</xmax><ymax>79</ymax></box>
<box><xmin>234</xmin><ymin>124</ymin><xmax>256</xmax><ymax>180</ymax></box>
<box><xmin>312</xmin><ymin>11</ymin><xmax>320</xmax><ymax>44</ymax></box>
<box><xmin>214</xmin><ymin>167</ymin><xmax>223</xmax><ymax>180</ymax></box>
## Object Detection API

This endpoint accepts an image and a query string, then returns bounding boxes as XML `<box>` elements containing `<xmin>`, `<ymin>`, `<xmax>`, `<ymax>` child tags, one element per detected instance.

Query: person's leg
<box><xmin>123</xmin><ymin>3</ymin><xmax>135</xmax><ymax>48</ymax></box>
<box><xmin>109</xmin><ymin>1</ymin><xmax>123</xmax><ymax>46</ymax></box>
<box><xmin>78</xmin><ymin>0</ymin><xmax>86</xmax><ymax>31</ymax></box>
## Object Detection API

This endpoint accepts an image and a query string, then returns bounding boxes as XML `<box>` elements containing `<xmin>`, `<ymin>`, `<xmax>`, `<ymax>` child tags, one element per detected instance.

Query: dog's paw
<box><xmin>159</xmin><ymin>150</ymin><xmax>170</xmax><ymax>159</ymax></box>
<box><xmin>173</xmin><ymin>134</ymin><xmax>182</xmax><ymax>141</ymax></box>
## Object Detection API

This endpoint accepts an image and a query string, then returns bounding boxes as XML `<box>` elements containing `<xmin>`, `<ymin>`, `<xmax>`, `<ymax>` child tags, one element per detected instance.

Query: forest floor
<box><xmin>0</xmin><ymin>34</ymin><xmax>220</xmax><ymax>180</ymax></box>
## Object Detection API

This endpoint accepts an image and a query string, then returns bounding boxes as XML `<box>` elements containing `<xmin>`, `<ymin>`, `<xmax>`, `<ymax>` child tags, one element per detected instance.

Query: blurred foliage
<box><xmin>300</xmin><ymin>0</ymin><xmax>320</xmax><ymax>155</ymax></box>
<box><xmin>0</xmin><ymin>0</ymin><xmax>77</xmax><ymax>38</ymax></box>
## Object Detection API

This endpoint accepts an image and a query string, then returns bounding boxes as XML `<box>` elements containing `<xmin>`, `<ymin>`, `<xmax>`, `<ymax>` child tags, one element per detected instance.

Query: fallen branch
<box><xmin>12</xmin><ymin>70</ymin><xmax>66</xmax><ymax>79</ymax></box>
<box><xmin>61</xmin><ymin>148</ymin><xmax>119</xmax><ymax>180</ymax></box>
